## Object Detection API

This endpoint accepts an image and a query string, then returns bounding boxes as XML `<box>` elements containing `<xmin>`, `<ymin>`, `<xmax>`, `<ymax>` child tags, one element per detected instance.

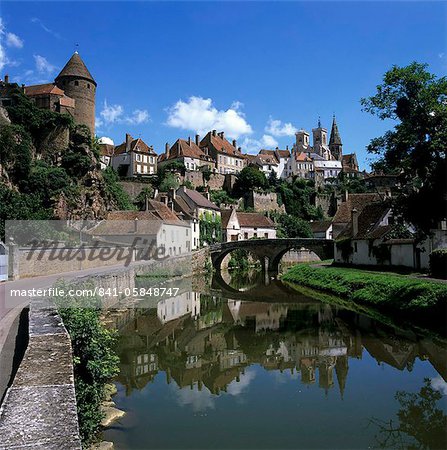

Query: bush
<box><xmin>430</xmin><ymin>249</ymin><xmax>447</xmax><ymax>279</ymax></box>
<box><xmin>56</xmin><ymin>285</ymin><xmax>119</xmax><ymax>446</ymax></box>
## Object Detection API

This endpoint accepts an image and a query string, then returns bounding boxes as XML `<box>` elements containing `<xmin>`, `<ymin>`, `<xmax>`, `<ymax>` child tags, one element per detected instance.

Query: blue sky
<box><xmin>1</xmin><ymin>1</ymin><xmax>446</xmax><ymax>169</ymax></box>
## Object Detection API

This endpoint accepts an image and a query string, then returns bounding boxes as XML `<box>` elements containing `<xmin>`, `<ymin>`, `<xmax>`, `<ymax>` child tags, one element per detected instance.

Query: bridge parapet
<box><xmin>210</xmin><ymin>238</ymin><xmax>334</xmax><ymax>274</ymax></box>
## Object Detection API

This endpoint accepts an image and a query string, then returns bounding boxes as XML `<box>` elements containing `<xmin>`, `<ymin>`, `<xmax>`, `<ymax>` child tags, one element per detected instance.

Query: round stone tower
<box><xmin>55</xmin><ymin>52</ymin><xmax>97</xmax><ymax>135</ymax></box>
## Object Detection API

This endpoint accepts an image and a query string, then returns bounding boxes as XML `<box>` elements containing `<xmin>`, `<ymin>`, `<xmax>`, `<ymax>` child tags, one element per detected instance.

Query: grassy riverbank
<box><xmin>282</xmin><ymin>265</ymin><xmax>447</xmax><ymax>331</ymax></box>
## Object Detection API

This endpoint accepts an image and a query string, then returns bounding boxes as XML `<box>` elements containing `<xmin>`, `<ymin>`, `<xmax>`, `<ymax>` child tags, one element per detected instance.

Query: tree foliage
<box><xmin>273</xmin><ymin>212</ymin><xmax>313</xmax><ymax>238</ymax></box>
<box><xmin>361</xmin><ymin>62</ymin><xmax>447</xmax><ymax>235</ymax></box>
<box><xmin>232</xmin><ymin>166</ymin><xmax>268</xmax><ymax>197</ymax></box>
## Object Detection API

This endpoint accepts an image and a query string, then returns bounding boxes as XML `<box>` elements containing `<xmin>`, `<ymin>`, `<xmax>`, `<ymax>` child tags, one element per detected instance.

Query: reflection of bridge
<box><xmin>209</xmin><ymin>238</ymin><xmax>334</xmax><ymax>275</ymax></box>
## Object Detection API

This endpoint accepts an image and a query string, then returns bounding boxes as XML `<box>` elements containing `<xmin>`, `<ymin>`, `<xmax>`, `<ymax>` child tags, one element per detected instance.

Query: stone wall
<box><xmin>119</xmin><ymin>181</ymin><xmax>147</xmax><ymax>200</ymax></box>
<box><xmin>0</xmin><ymin>300</ymin><xmax>82</xmax><ymax>449</ymax></box>
<box><xmin>244</xmin><ymin>191</ymin><xmax>285</xmax><ymax>213</ymax></box>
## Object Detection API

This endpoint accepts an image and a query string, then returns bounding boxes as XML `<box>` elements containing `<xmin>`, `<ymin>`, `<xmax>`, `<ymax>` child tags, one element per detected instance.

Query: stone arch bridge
<box><xmin>209</xmin><ymin>238</ymin><xmax>334</xmax><ymax>276</ymax></box>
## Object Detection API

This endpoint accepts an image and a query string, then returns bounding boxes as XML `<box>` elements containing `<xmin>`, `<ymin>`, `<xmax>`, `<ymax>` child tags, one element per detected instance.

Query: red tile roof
<box><xmin>180</xmin><ymin>187</ymin><xmax>220</xmax><ymax>211</ymax></box>
<box><xmin>166</xmin><ymin>139</ymin><xmax>212</xmax><ymax>161</ymax></box>
<box><xmin>221</xmin><ymin>210</ymin><xmax>276</xmax><ymax>229</ymax></box>
<box><xmin>114</xmin><ymin>135</ymin><xmax>157</xmax><ymax>155</ymax></box>
<box><xmin>24</xmin><ymin>83</ymin><xmax>65</xmax><ymax>96</ymax></box>
<box><xmin>200</xmin><ymin>131</ymin><xmax>242</xmax><ymax>157</ymax></box>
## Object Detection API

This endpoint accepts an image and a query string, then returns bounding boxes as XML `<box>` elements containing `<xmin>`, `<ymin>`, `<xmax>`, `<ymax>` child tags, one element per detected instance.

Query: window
<box><xmin>135</xmin><ymin>154</ymin><xmax>142</xmax><ymax>162</ymax></box>
<box><xmin>264</xmin><ymin>233</ymin><xmax>268</xmax><ymax>238</ymax></box>
<box><xmin>150</xmin><ymin>156</ymin><xmax>154</xmax><ymax>164</ymax></box>
<box><xmin>244</xmin><ymin>232</ymin><xmax>248</xmax><ymax>239</ymax></box>
<box><xmin>87</xmin><ymin>83</ymin><xmax>90</xmax><ymax>89</ymax></box>
<box><xmin>136</xmin><ymin>164</ymin><xmax>142</xmax><ymax>173</ymax></box>
<box><xmin>75</xmin><ymin>81</ymin><xmax>79</xmax><ymax>86</ymax></box>
<box><xmin>143</xmin><ymin>155</ymin><xmax>148</xmax><ymax>163</ymax></box>
<box><xmin>354</xmin><ymin>242</ymin><xmax>358</xmax><ymax>253</ymax></box>
<box><xmin>143</xmin><ymin>165</ymin><xmax>148</xmax><ymax>174</ymax></box>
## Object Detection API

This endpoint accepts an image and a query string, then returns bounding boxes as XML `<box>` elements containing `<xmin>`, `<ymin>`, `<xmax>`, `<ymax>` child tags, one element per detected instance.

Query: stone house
<box><xmin>112</xmin><ymin>133</ymin><xmax>157</xmax><ymax>178</ymax></box>
<box><xmin>200</xmin><ymin>130</ymin><xmax>245</xmax><ymax>174</ymax></box>
<box><xmin>310</xmin><ymin>220</ymin><xmax>333</xmax><ymax>239</ymax></box>
<box><xmin>342</xmin><ymin>153</ymin><xmax>360</xmax><ymax>178</ymax></box>
<box><xmin>332</xmin><ymin>192</ymin><xmax>382</xmax><ymax>239</ymax></box>
<box><xmin>249</xmin><ymin>152</ymin><xmax>279</xmax><ymax>178</ymax></box>
<box><xmin>91</xmin><ymin>201</ymin><xmax>191</xmax><ymax>256</ymax></box>
<box><xmin>221</xmin><ymin>209</ymin><xmax>277</xmax><ymax>241</ymax></box>
<box><xmin>290</xmin><ymin>151</ymin><xmax>315</xmax><ymax>180</ymax></box>
<box><xmin>334</xmin><ymin>201</ymin><xmax>430</xmax><ymax>269</ymax></box>
<box><xmin>98</xmin><ymin>142</ymin><xmax>114</xmax><ymax>169</ymax></box>
<box><xmin>257</xmin><ymin>148</ymin><xmax>291</xmax><ymax>178</ymax></box>
<box><xmin>158</xmin><ymin>135</ymin><xmax>215</xmax><ymax>171</ymax></box>
<box><xmin>157</xmin><ymin>186</ymin><xmax>221</xmax><ymax>250</ymax></box>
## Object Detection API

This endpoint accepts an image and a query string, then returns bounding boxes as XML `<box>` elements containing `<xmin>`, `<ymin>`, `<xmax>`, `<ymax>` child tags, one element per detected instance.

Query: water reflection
<box><xmin>107</xmin><ymin>276</ymin><xmax>447</xmax><ymax>449</ymax></box>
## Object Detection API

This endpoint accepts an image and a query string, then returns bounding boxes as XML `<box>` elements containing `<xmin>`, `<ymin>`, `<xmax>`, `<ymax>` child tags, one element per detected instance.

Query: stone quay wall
<box><xmin>0</xmin><ymin>299</ymin><xmax>82</xmax><ymax>449</ymax></box>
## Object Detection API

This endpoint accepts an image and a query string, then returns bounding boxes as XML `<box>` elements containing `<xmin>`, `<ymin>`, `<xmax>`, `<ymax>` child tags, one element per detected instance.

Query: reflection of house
<box><xmin>221</xmin><ymin>209</ymin><xmax>276</xmax><ymax>241</ymax></box>
<box><xmin>227</xmin><ymin>300</ymin><xmax>288</xmax><ymax>332</ymax></box>
<box><xmin>112</xmin><ymin>133</ymin><xmax>157</xmax><ymax>177</ymax></box>
<box><xmin>157</xmin><ymin>291</ymin><xmax>201</xmax><ymax>324</ymax></box>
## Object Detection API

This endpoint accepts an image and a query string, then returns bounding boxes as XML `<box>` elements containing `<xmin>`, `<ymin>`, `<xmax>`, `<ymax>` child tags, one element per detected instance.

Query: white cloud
<box><xmin>261</xmin><ymin>134</ymin><xmax>279</xmax><ymax>148</ymax></box>
<box><xmin>98</xmin><ymin>136</ymin><xmax>114</xmax><ymax>145</ymax></box>
<box><xmin>431</xmin><ymin>376</ymin><xmax>447</xmax><ymax>396</ymax></box>
<box><xmin>30</xmin><ymin>17</ymin><xmax>62</xmax><ymax>40</ymax></box>
<box><xmin>226</xmin><ymin>368</ymin><xmax>256</xmax><ymax>396</ymax></box>
<box><xmin>97</xmin><ymin>101</ymin><xmax>149</xmax><ymax>128</ymax></box>
<box><xmin>173</xmin><ymin>383</ymin><xmax>215</xmax><ymax>412</ymax></box>
<box><xmin>241</xmin><ymin>134</ymin><xmax>279</xmax><ymax>154</ymax></box>
<box><xmin>166</xmin><ymin>96</ymin><xmax>253</xmax><ymax>139</ymax></box>
<box><xmin>6</xmin><ymin>33</ymin><xmax>23</xmax><ymax>49</ymax></box>
<box><xmin>0</xmin><ymin>18</ymin><xmax>23</xmax><ymax>71</ymax></box>
<box><xmin>34</xmin><ymin>54</ymin><xmax>57</xmax><ymax>75</ymax></box>
<box><xmin>100</xmin><ymin>101</ymin><xmax>123</xmax><ymax>124</ymax></box>
<box><xmin>265</xmin><ymin>117</ymin><xmax>297</xmax><ymax>137</ymax></box>
<box><xmin>125</xmin><ymin>109</ymin><xmax>150</xmax><ymax>125</ymax></box>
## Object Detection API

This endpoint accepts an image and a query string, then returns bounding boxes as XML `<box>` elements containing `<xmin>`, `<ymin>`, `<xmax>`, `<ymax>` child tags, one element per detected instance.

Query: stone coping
<box><xmin>0</xmin><ymin>300</ymin><xmax>81</xmax><ymax>449</ymax></box>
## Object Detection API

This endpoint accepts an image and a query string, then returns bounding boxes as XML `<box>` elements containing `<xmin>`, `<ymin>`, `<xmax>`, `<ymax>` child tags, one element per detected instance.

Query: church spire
<box><xmin>329</xmin><ymin>115</ymin><xmax>343</xmax><ymax>161</ymax></box>
<box><xmin>329</xmin><ymin>115</ymin><xmax>342</xmax><ymax>146</ymax></box>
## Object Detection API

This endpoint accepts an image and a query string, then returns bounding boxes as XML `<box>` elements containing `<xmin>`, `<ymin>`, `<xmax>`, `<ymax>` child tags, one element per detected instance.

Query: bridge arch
<box><xmin>210</xmin><ymin>238</ymin><xmax>334</xmax><ymax>276</ymax></box>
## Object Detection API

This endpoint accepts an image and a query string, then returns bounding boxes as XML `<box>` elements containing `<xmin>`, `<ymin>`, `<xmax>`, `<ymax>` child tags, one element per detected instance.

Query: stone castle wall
<box><xmin>244</xmin><ymin>191</ymin><xmax>285</xmax><ymax>213</ymax></box>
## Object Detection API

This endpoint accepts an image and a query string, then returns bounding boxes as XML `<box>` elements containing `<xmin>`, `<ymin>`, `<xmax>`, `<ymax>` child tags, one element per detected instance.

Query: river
<box><xmin>103</xmin><ymin>270</ymin><xmax>447</xmax><ymax>449</ymax></box>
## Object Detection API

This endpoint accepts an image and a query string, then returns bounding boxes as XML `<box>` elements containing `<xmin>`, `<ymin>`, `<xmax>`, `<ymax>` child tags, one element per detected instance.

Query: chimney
<box><xmin>4</xmin><ymin>74</ymin><xmax>9</xmax><ymax>84</ymax></box>
<box><xmin>161</xmin><ymin>195</ymin><xmax>168</xmax><ymax>205</ymax></box>
<box><xmin>344</xmin><ymin>190</ymin><xmax>349</xmax><ymax>202</ymax></box>
<box><xmin>153</xmin><ymin>188</ymin><xmax>159</xmax><ymax>199</ymax></box>
<box><xmin>232</xmin><ymin>139</ymin><xmax>237</xmax><ymax>148</ymax></box>
<box><xmin>145</xmin><ymin>194</ymin><xmax>149</xmax><ymax>211</ymax></box>
<box><xmin>188</xmin><ymin>136</ymin><xmax>191</xmax><ymax>146</ymax></box>
<box><xmin>169</xmin><ymin>187</ymin><xmax>176</xmax><ymax>201</ymax></box>
<box><xmin>195</xmin><ymin>134</ymin><xmax>200</xmax><ymax>146</ymax></box>
<box><xmin>351</xmin><ymin>208</ymin><xmax>359</xmax><ymax>237</ymax></box>
<box><xmin>204</xmin><ymin>186</ymin><xmax>210</xmax><ymax>200</ymax></box>
<box><xmin>134</xmin><ymin>217</ymin><xmax>138</xmax><ymax>233</ymax></box>
<box><xmin>212</xmin><ymin>130</ymin><xmax>217</xmax><ymax>137</ymax></box>
<box><xmin>286</xmin><ymin>145</ymin><xmax>289</xmax><ymax>150</ymax></box>
<box><xmin>165</xmin><ymin>142</ymin><xmax>170</xmax><ymax>156</ymax></box>
<box><xmin>125</xmin><ymin>133</ymin><xmax>132</xmax><ymax>152</ymax></box>
<box><xmin>220</xmin><ymin>131</ymin><xmax>225</xmax><ymax>140</ymax></box>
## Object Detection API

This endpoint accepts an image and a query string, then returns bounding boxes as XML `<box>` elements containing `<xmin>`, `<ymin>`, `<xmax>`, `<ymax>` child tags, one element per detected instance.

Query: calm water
<box><xmin>104</xmin><ymin>271</ymin><xmax>447</xmax><ymax>450</ymax></box>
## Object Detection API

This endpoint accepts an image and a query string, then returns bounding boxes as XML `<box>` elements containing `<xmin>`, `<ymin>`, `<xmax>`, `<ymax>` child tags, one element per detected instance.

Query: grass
<box><xmin>282</xmin><ymin>264</ymin><xmax>447</xmax><ymax>332</ymax></box>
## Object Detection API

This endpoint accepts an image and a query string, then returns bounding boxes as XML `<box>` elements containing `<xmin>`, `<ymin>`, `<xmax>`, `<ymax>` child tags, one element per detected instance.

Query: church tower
<box><xmin>294</xmin><ymin>129</ymin><xmax>311</xmax><ymax>153</ymax></box>
<box><xmin>329</xmin><ymin>115</ymin><xmax>342</xmax><ymax>161</ymax></box>
<box><xmin>312</xmin><ymin>118</ymin><xmax>330</xmax><ymax>159</ymax></box>
<box><xmin>55</xmin><ymin>52</ymin><xmax>97</xmax><ymax>135</ymax></box>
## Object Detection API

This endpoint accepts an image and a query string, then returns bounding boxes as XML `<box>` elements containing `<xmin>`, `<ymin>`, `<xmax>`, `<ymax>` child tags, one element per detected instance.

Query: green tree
<box><xmin>102</xmin><ymin>167</ymin><xmax>135</xmax><ymax>210</ymax></box>
<box><xmin>371</xmin><ymin>378</ymin><xmax>447</xmax><ymax>449</ymax></box>
<box><xmin>233</xmin><ymin>166</ymin><xmax>268</xmax><ymax>197</ymax></box>
<box><xmin>361</xmin><ymin>62</ymin><xmax>447</xmax><ymax>235</ymax></box>
<box><xmin>134</xmin><ymin>185</ymin><xmax>154</xmax><ymax>210</ymax></box>
<box><xmin>275</xmin><ymin>213</ymin><xmax>313</xmax><ymax>238</ymax></box>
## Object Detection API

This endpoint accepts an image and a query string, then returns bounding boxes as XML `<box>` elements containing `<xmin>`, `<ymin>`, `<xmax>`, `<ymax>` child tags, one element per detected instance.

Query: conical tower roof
<box><xmin>55</xmin><ymin>52</ymin><xmax>96</xmax><ymax>85</ymax></box>
<box><xmin>329</xmin><ymin>115</ymin><xmax>342</xmax><ymax>146</ymax></box>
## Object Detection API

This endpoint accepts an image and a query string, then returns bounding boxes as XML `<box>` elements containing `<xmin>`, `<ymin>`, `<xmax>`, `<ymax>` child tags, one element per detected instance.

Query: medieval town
<box><xmin>0</xmin><ymin>3</ymin><xmax>446</xmax><ymax>449</ymax></box>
